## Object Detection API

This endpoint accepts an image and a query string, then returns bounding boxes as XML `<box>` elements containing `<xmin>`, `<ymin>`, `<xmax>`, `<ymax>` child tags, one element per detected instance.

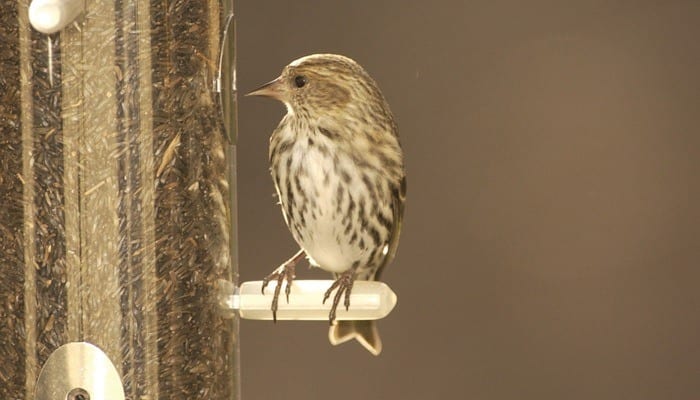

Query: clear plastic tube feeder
<box><xmin>1</xmin><ymin>0</ymin><xmax>239</xmax><ymax>399</ymax></box>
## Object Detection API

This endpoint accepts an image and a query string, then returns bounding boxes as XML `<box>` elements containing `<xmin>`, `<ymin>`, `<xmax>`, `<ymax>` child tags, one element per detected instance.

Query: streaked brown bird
<box><xmin>247</xmin><ymin>54</ymin><xmax>405</xmax><ymax>355</ymax></box>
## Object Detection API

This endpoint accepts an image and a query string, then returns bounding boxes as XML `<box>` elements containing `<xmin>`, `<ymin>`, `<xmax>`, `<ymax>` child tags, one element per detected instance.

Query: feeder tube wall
<box><xmin>0</xmin><ymin>0</ymin><xmax>239</xmax><ymax>398</ymax></box>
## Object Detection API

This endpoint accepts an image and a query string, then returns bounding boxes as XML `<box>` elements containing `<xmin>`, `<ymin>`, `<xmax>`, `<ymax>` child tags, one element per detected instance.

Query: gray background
<box><xmin>236</xmin><ymin>1</ymin><xmax>700</xmax><ymax>399</ymax></box>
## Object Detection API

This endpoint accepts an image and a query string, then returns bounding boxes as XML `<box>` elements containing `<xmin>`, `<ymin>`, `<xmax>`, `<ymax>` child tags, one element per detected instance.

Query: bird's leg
<box><xmin>262</xmin><ymin>249</ymin><xmax>306</xmax><ymax>322</ymax></box>
<box><xmin>322</xmin><ymin>269</ymin><xmax>356</xmax><ymax>324</ymax></box>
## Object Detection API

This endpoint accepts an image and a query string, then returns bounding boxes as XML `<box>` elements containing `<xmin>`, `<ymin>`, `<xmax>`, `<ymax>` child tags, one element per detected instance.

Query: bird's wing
<box><xmin>374</xmin><ymin>174</ymin><xmax>406</xmax><ymax>281</ymax></box>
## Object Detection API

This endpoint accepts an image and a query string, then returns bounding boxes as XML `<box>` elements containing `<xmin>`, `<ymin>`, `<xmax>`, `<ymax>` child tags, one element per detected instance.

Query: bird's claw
<box><xmin>261</xmin><ymin>264</ymin><xmax>295</xmax><ymax>322</ymax></box>
<box><xmin>323</xmin><ymin>270</ymin><xmax>355</xmax><ymax>324</ymax></box>
<box><xmin>262</xmin><ymin>250</ymin><xmax>305</xmax><ymax>322</ymax></box>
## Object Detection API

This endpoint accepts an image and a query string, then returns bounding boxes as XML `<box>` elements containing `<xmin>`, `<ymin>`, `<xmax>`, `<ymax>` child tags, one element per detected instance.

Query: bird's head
<box><xmin>247</xmin><ymin>54</ymin><xmax>383</xmax><ymax>118</ymax></box>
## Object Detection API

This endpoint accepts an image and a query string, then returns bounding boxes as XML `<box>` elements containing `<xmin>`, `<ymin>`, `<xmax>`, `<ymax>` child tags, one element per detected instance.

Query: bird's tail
<box><xmin>328</xmin><ymin>320</ymin><xmax>382</xmax><ymax>356</ymax></box>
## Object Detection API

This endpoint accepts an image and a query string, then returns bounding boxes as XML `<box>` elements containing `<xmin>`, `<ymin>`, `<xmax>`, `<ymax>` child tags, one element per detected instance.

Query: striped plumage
<box><xmin>249</xmin><ymin>54</ymin><xmax>405</xmax><ymax>355</ymax></box>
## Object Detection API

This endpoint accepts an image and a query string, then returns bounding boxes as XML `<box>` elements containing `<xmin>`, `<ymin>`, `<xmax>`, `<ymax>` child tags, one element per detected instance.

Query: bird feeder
<box><xmin>0</xmin><ymin>1</ymin><xmax>398</xmax><ymax>399</ymax></box>
<box><xmin>1</xmin><ymin>0</ymin><xmax>238</xmax><ymax>398</ymax></box>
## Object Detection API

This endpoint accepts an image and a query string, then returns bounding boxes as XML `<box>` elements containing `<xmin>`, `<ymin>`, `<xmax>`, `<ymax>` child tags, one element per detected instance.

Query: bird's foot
<box><xmin>262</xmin><ymin>249</ymin><xmax>305</xmax><ymax>322</ymax></box>
<box><xmin>323</xmin><ymin>269</ymin><xmax>356</xmax><ymax>324</ymax></box>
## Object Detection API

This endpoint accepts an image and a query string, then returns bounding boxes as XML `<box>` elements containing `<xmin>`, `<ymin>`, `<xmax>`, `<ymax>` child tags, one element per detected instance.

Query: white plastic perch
<box><xmin>218</xmin><ymin>280</ymin><xmax>397</xmax><ymax>321</ymax></box>
<box><xmin>29</xmin><ymin>0</ymin><xmax>83</xmax><ymax>34</ymax></box>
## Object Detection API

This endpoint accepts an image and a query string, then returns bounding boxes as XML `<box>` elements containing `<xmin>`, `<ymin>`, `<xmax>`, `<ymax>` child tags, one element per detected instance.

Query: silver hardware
<box><xmin>36</xmin><ymin>342</ymin><xmax>125</xmax><ymax>400</ymax></box>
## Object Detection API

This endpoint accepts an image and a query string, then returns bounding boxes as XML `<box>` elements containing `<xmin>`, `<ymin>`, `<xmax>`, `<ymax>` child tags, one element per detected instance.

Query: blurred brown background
<box><xmin>236</xmin><ymin>1</ymin><xmax>700</xmax><ymax>399</ymax></box>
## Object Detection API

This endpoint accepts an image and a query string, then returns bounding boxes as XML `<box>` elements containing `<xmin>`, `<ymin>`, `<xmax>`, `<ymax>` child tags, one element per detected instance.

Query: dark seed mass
<box><xmin>1</xmin><ymin>2</ymin><xmax>237</xmax><ymax>398</ymax></box>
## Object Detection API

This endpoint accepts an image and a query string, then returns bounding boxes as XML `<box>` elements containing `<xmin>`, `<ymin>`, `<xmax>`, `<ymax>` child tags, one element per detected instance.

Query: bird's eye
<box><xmin>294</xmin><ymin>75</ymin><xmax>307</xmax><ymax>88</ymax></box>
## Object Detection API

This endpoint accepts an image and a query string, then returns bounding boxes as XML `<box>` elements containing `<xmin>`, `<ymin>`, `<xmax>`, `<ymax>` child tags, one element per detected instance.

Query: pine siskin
<box><xmin>247</xmin><ymin>54</ymin><xmax>405</xmax><ymax>355</ymax></box>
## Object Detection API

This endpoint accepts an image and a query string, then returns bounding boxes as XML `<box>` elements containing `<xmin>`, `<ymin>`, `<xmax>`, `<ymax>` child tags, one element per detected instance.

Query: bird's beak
<box><xmin>246</xmin><ymin>77</ymin><xmax>285</xmax><ymax>100</ymax></box>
